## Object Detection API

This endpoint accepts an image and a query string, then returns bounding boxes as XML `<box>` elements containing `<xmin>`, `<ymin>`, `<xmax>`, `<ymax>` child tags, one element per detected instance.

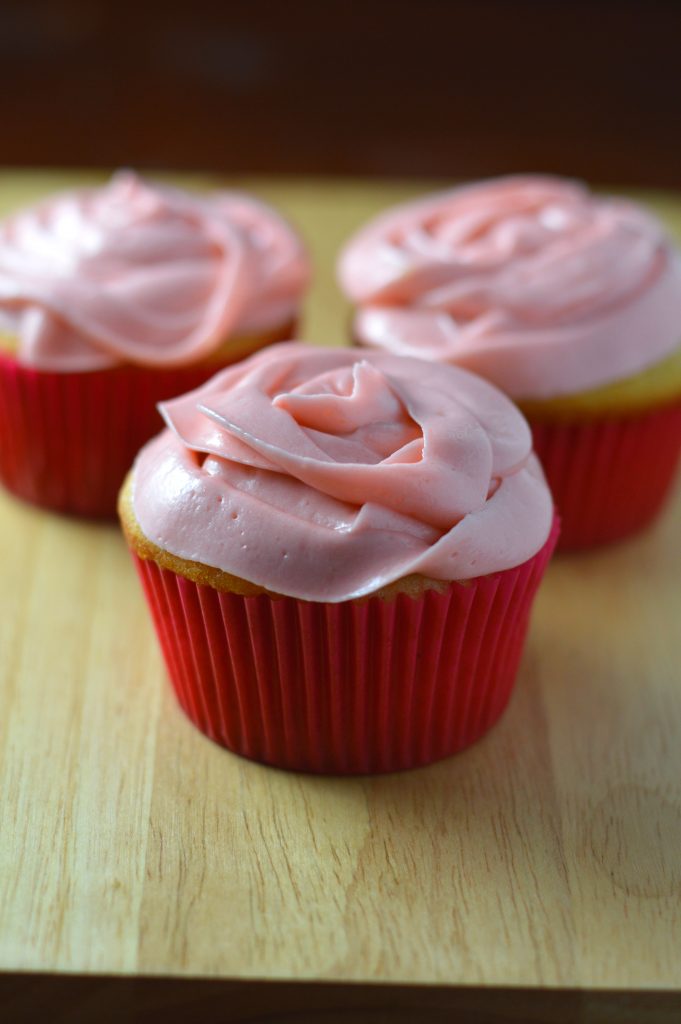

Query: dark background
<box><xmin>2</xmin><ymin>0</ymin><xmax>680</xmax><ymax>185</ymax></box>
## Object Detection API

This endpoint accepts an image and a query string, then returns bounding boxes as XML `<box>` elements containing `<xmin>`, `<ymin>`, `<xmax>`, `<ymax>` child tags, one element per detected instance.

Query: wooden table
<box><xmin>0</xmin><ymin>174</ymin><xmax>680</xmax><ymax>1023</ymax></box>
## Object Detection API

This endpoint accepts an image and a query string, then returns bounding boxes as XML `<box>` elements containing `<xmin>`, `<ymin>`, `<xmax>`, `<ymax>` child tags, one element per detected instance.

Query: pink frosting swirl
<box><xmin>132</xmin><ymin>342</ymin><xmax>553</xmax><ymax>601</ymax></box>
<box><xmin>0</xmin><ymin>172</ymin><xmax>309</xmax><ymax>371</ymax></box>
<box><xmin>339</xmin><ymin>176</ymin><xmax>681</xmax><ymax>399</ymax></box>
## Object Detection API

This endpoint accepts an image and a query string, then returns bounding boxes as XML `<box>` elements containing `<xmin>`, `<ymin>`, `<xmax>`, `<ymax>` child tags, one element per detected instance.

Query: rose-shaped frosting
<box><xmin>132</xmin><ymin>342</ymin><xmax>553</xmax><ymax>601</ymax></box>
<box><xmin>338</xmin><ymin>176</ymin><xmax>681</xmax><ymax>399</ymax></box>
<box><xmin>0</xmin><ymin>172</ymin><xmax>309</xmax><ymax>371</ymax></box>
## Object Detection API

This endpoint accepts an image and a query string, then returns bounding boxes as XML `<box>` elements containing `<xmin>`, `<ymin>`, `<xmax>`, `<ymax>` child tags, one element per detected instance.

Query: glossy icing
<box><xmin>132</xmin><ymin>342</ymin><xmax>553</xmax><ymax>601</ymax></box>
<box><xmin>339</xmin><ymin>176</ymin><xmax>681</xmax><ymax>399</ymax></box>
<box><xmin>0</xmin><ymin>173</ymin><xmax>309</xmax><ymax>370</ymax></box>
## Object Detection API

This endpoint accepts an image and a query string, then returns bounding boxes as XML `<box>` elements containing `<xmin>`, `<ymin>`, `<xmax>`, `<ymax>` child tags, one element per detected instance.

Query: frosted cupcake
<box><xmin>120</xmin><ymin>342</ymin><xmax>557</xmax><ymax>774</ymax></box>
<box><xmin>338</xmin><ymin>176</ymin><xmax>681</xmax><ymax>549</ymax></box>
<box><xmin>0</xmin><ymin>172</ymin><xmax>309</xmax><ymax>517</ymax></box>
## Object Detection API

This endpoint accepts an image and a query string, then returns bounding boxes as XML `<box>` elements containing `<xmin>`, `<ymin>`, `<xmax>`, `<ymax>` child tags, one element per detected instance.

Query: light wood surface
<box><xmin>0</xmin><ymin>175</ymin><xmax>680</xmax><ymax>1004</ymax></box>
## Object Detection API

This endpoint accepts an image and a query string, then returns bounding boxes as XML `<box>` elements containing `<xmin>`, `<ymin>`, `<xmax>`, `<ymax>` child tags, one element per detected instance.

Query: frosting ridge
<box><xmin>0</xmin><ymin>173</ymin><xmax>309</xmax><ymax>370</ymax></box>
<box><xmin>132</xmin><ymin>342</ymin><xmax>553</xmax><ymax>601</ymax></box>
<box><xmin>339</xmin><ymin>176</ymin><xmax>681</xmax><ymax>399</ymax></box>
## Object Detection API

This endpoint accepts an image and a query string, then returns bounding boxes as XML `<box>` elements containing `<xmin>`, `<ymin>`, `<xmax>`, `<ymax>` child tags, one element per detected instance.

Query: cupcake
<box><xmin>119</xmin><ymin>342</ymin><xmax>557</xmax><ymax>774</ymax></box>
<box><xmin>0</xmin><ymin>172</ymin><xmax>310</xmax><ymax>517</ymax></box>
<box><xmin>338</xmin><ymin>176</ymin><xmax>681</xmax><ymax>549</ymax></box>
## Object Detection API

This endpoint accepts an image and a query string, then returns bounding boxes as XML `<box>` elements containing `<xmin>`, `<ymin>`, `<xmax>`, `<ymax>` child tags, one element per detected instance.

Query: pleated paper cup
<box><xmin>0</xmin><ymin>323</ymin><xmax>295</xmax><ymax>518</ymax></box>
<box><xmin>528</xmin><ymin>400</ymin><xmax>681</xmax><ymax>550</ymax></box>
<box><xmin>128</xmin><ymin>516</ymin><xmax>560</xmax><ymax>775</ymax></box>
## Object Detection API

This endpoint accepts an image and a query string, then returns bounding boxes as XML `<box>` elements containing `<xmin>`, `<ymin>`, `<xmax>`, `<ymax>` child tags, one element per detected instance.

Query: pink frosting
<box><xmin>132</xmin><ymin>342</ymin><xmax>553</xmax><ymax>601</ymax></box>
<box><xmin>0</xmin><ymin>172</ymin><xmax>309</xmax><ymax>371</ymax></box>
<box><xmin>339</xmin><ymin>176</ymin><xmax>681</xmax><ymax>399</ymax></box>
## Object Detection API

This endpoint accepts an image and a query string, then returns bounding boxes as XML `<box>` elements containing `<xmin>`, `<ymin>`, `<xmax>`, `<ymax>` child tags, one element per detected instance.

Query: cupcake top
<box><xmin>0</xmin><ymin>172</ymin><xmax>309</xmax><ymax>371</ymax></box>
<box><xmin>339</xmin><ymin>175</ymin><xmax>681</xmax><ymax>400</ymax></box>
<box><xmin>131</xmin><ymin>342</ymin><xmax>553</xmax><ymax>602</ymax></box>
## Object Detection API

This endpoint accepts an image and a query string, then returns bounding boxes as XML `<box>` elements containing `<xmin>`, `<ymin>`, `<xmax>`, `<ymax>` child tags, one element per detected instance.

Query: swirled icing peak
<box><xmin>339</xmin><ymin>176</ymin><xmax>681</xmax><ymax>399</ymax></box>
<box><xmin>132</xmin><ymin>342</ymin><xmax>553</xmax><ymax>601</ymax></box>
<box><xmin>0</xmin><ymin>172</ymin><xmax>309</xmax><ymax>370</ymax></box>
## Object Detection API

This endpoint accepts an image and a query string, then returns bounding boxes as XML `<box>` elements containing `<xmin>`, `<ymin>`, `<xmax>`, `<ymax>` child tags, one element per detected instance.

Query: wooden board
<box><xmin>0</xmin><ymin>174</ymin><xmax>680</xmax><ymax>1015</ymax></box>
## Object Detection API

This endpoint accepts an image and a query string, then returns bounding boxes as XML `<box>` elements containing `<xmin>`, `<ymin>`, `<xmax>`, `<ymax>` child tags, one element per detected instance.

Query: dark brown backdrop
<box><xmin>2</xmin><ymin>0</ymin><xmax>680</xmax><ymax>185</ymax></box>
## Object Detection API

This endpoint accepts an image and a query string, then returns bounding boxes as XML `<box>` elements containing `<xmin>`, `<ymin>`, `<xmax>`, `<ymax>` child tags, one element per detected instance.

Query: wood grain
<box><xmin>0</xmin><ymin>175</ymin><xmax>680</xmax><ymax>1011</ymax></box>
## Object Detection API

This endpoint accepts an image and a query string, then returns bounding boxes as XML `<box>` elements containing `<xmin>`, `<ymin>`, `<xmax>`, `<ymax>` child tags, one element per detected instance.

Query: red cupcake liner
<box><xmin>0</xmin><ymin>324</ymin><xmax>295</xmax><ymax>518</ymax></box>
<box><xmin>528</xmin><ymin>400</ymin><xmax>681</xmax><ymax>551</ymax></box>
<box><xmin>130</xmin><ymin>516</ymin><xmax>559</xmax><ymax>775</ymax></box>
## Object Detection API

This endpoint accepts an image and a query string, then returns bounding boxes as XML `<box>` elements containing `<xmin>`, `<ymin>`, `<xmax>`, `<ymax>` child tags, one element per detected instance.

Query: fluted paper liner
<box><xmin>529</xmin><ymin>401</ymin><xmax>681</xmax><ymax>550</ymax></box>
<box><xmin>130</xmin><ymin>516</ymin><xmax>559</xmax><ymax>775</ymax></box>
<box><xmin>0</xmin><ymin>323</ymin><xmax>295</xmax><ymax>518</ymax></box>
